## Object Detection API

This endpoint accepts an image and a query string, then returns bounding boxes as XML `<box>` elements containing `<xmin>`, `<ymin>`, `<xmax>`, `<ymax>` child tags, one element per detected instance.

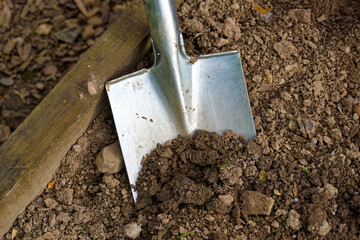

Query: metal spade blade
<box><xmin>106</xmin><ymin>0</ymin><xmax>256</xmax><ymax>202</ymax></box>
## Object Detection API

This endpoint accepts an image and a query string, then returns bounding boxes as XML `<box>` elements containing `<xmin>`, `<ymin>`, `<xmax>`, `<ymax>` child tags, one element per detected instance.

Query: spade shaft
<box><xmin>106</xmin><ymin>0</ymin><xmax>256</xmax><ymax>202</ymax></box>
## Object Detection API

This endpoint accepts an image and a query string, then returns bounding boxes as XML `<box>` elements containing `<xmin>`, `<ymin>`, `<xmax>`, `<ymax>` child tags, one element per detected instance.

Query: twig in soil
<box><xmin>301</xmin><ymin>166</ymin><xmax>309</xmax><ymax>173</ymax></box>
<box><xmin>176</xmin><ymin>231</ymin><xmax>194</xmax><ymax>239</ymax></box>
<box><xmin>158</xmin><ymin>223</ymin><xmax>172</xmax><ymax>240</ymax></box>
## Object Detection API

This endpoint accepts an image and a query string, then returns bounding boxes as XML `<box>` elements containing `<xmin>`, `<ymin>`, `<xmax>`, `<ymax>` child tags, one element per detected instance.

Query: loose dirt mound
<box><xmin>134</xmin><ymin>130</ymin><xmax>359</xmax><ymax>239</ymax></box>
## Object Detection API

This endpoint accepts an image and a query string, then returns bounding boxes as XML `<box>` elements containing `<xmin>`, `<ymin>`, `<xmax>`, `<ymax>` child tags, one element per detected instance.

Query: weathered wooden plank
<box><xmin>0</xmin><ymin>1</ymin><xmax>183</xmax><ymax>238</ymax></box>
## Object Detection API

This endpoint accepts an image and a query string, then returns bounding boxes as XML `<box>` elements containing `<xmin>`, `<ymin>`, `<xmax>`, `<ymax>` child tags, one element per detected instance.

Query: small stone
<box><xmin>24</xmin><ymin>222</ymin><xmax>32</xmax><ymax>233</ymax></box>
<box><xmin>265</xmin><ymin>73</ymin><xmax>273</xmax><ymax>84</ymax></box>
<box><xmin>248</xmin><ymin>59</ymin><xmax>256</xmax><ymax>67</ymax></box>
<box><xmin>36</xmin><ymin>24</ymin><xmax>52</xmax><ymax>35</ymax></box>
<box><xmin>179</xmin><ymin>226</ymin><xmax>186</xmax><ymax>234</ymax></box>
<box><xmin>288</xmin><ymin>9</ymin><xmax>311</xmax><ymax>24</ymax></box>
<box><xmin>0</xmin><ymin>77</ymin><xmax>14</xmax><ymax>86</ymax></box>
<box><xmin>342</xmin><ymin>97</ymin><xmax>354</xmax><ymax>112</ymax></box>
<box><xmin>323</xmin><ymin>136</ymin><xmax>332</xmax><ymax>145</ymax></box>
<box><xmin>89</xmin><ymin>222</ymin><xmax>106</xmax><ymax>239</ymax></box>
<box><xmin>81</xmin><ymin>25</ymin><xmax>95</xmax><ymax>40</ymax></box>
<box><xmin>103</xmin><ymin>174</ymin><xmax>120</xmax><ymax>188</ymax></box>
<box><xmin>43</xmin><ymin>65</ymin><xmax>57</xmax><ymax>76</ymax></box>
<box><xmin>264</xmin><ymin>225</ymin><xmax>271</xmax><ymax>234</ymax></box>
<box><xmin>161</xmin><ymin>219</ymin><xmax>169</xmax><ymax>225</ymax></box>
<box><xmin>324</xmin><ymin>183</ymin><xmax>338</xmax><ymax>199</ymax></box>
<box><xmin>213</xmin><ymin>232</ymin><xmax>229</xmax><ymax>240</ymax></box>
<box><xmin>87</xmin><ymin>81</ymin><xmax>97</xmax><ymax>95</ymax></box>
<box><xmin>274</xmin><ymin>40</ymin><xmax>298</xmax><ymax>59</ymax></box>
<box><xmin>48</xmin><ymin>212</ymin><xmax>57</xmax><ymax>227</ymax></box>
<box><xmin>55</xmin><ymin>25</ymin><xmax>82</xmax><ymax>44</ymax></box>
<box><xmin>351</xmin><ymin>195</ymin><xmax>360</xmax><ymax>213</ymax></box>
<box><xmin>219</xmin><ymin>194</ymin><xmax>234</xmax><ymax>206</ymax></box>
<box><xmin>275</xmin><ymin>209</ymin><xmax>288</xmax><ymax>217</ymax></box>
<box><xmin>44</xmin><ymin>198</ymin><xmax>58</xmax><ymax>209</ymax></box>
<box><xmin>0</xmin><ymin>124</ymin><xmax>11</xmax><ymax>142</ymax></box>
<box><xmin>317</xmin><ymin>15</ymin><xmax>326</xmax><ymax>22</ymax></box>
<box><xmin>353</xmin><ymin>105</ymin><xmax>360</xmax><ymax>116</ymax></box>
<box><xmin>286</xmin><ymin>209</ymin><xmax>301</xmax><ymax>231</ymax></box>
<box><xmin>56</xmin><ymin>188</ymin><xmax>74</xmax><ymax>205</ymax></box>
<box><xmin>231</xmin><ymin>3</ymin><xmax>240</xmax><ymax>10</ymax></box>
<box><xmin>248</xmin><ymin>220</ymin><xmax>256</xmax><ymax>228</ymax></box>
<box><xmin>215</xmin><ymin>38</ymin><xmax>229</xmax><ymax>48</ymax></box>
<box><xmin>159</xmin><ymin>147</ymin><xmax>173</xmax><ymax>158</ymax></box>
<box><xmin>241</xmin><ymin>191</ymin><xmax>274</xmax><ymax>216</ymax></box>
<box><xmin>220</xmin><ymin>165</ymin><xmax>243</xmax><ymax>185</ymax></box>
<box><xmin>313</xmin><ymin>81</ymin><xmax>323</xmax><ymax>96</ymax></box>
<box><xmin>95</xmin><ymin>142</ymin><xmax>124</xmax><ymax>173</ymax></box>
<box><xmin>124</xmin><ymin>223</ymin><xmax>141</xmax><ymax>239</ymax></box>
<box><xmin>308</xmin><ymin>209</ymin><xmax>330</xmax><ymax>236</ymax></box>
<box><xmin>205</xmin><ymin>214</ymin><xmax>215</xmax><ymax>222</ymax></box>
<box><xmin>224</xmin><ymin>17</ymin><xmax>240</xmax><ymax>40</ymax></box>
<box><xmin>304</xmin><ymin>119</ymin><xmax>315</xmax><ymax>135</ymax></box>
<box><xmin>271</xmin><ymin>220</ymin><xmax>280</xmax><ymax>228</ymax></box>
<box><xmin>238</xmin><ymin>235</ymin><xmax>247</xmax><ymax>240</ymax></box>
<box><xmin>331</xmin><ymin>168</ymin><xmax>340</xmax><ymax>177</ymax></box>
<box><xmin>285</xmin><ymin>64</ymin><xmax>298</xmax><ymax>72</ymax></box>
<box><xmin>42</xmin><ymin>232</ymin><xmax>55</xmax><ymax>239</ymax></box>
<box><xmin>88</xmin><ymin>16</ymin><xmax>103</xmax><ymax>27</ymax></box>
<box><xmin>344</xmin><ymin>46</ymin><xmax>351</xmax><ymax>54</ymax></box>
<box><xmin>299</xmin><ymin>159</ymin><xmax>308</xmax><ymax>165</ymax></box>
<box><xmin>56</xmin><ymin>212</ymin><xmax>71</xmax><ymax>224</ymax></box>
<box><xmin>209</xmin><ymin>194</ymin><xmax>234</xmax><ymax>214</ymax></box>
<box><xmin>20</xmin><ymin>43</ymin><xmax>32</xmax><ymax>61</ymax></box>
<box><xmin>304</xmin><ymin>99</ymin><xmax>312</xmax><ymax>107</ymax></box>
<box><xmin>274</xmin><ymin>189</ymin><xmax>281</xmax><ymax>196</ymax></box>
<box><xmin>318</xmin><ymin>220</ymin><xmax>331</xmax><ymax>236</ymax></box>
<box><xmin>73</xmin><ymin>144</ymin><xmax>82</xmax><ymax>153</ymax></box>
<box><xmin>35</xmin><ymin>82</ymin><xmax>45</xmax><ymax>90</ymax></box>
<box><xmin>252</xmin><ymin>75</ymin><xmax>262</xmax><ymax>83</ymax></box>
<box><xmin>2</xmin><ymin>39</ymin><xmax>17</xmax><ymax>55</ymax></box>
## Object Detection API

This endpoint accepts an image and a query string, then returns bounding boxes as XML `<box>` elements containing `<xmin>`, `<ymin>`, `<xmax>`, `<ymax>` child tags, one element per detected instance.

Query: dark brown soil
<box><xmin>3</xmin><ymin>0</ymin><xmax>360</xmax><ymax>239</ymax></box>
<box><xmin>134</xmin><ymin>130</ymin><xmax>359</xmax><ymax>239</ymax></box>
<box><xmin>0</xmin><ymin>0</ymin><xmax>129</xmax><ymax>142</ymax></box>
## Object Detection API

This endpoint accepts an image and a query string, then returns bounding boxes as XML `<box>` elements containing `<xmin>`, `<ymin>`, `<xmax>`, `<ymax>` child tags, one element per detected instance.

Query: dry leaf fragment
<box><xmin>20</xmin><ymin>43</ymin><xmax>32</xmax><ymax>61</ymax></box>
<box><xmin>2</xmin><ymin>39</ymin><xmax>17</xmax><ymax>55</ymax></box>
<box><xmin>2</xmin><ymin>4</ymin><xmax>12</xmax><ymax>29</ymax></box>
<box><xmin>0</xmin><ymin>10</ymin><xmax>6</xmax><ymax>27</ymax></box>
<box><xmin>74</xmin><ymin>0</ymin><xmax>89</xmax><ymax>17</ymax></box>
<box><xmin>36</xmin><ymin>23</ymin><xmax>52</xmax><ymax>35</ymax></box>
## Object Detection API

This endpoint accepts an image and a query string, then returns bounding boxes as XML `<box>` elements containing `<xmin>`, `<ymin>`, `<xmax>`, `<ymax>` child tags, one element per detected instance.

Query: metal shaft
<box><xmin>143</xmin><ymin>0</ymin><xmax>183</xmax><ymax>64</ymax></box>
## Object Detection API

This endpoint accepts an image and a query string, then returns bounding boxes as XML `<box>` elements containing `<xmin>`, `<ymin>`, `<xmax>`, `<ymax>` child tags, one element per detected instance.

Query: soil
<box><xmin>2</xmin><ymin>0</ymin><xmax>360</xmax><ymax>239</ymax></box>
<box><xmin>0</xmin><ymin>0</ymin><xmax>129</xmax><ymax>141</ymax></box>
